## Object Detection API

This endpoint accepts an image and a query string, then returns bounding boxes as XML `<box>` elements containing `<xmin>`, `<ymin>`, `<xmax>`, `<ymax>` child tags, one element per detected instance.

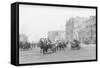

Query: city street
<box><xmin>19</xmin><ymin>44</ymin><xmax>96</xmax><ymax>64</ymax></box>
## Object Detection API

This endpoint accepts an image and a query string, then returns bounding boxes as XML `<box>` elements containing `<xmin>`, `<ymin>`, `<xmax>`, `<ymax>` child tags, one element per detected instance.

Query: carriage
<box><xmin>39</xmin><ymin>38</ymin><xmax>67</xmax><ymax>55</ymax></box>
<box><xmin>70</xmin><ymin>39</ymin><xmax>81</xmax><ymax>50</ymax></box>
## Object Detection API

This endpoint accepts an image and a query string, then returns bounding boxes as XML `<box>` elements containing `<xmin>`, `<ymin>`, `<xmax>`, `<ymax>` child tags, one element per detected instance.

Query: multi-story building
<box><xmin>65</xmin><ymin>18</ymin><xmax>74</xmax><ymax>42</ymax></box>
<box><xmin>65</xmin><ymin>16</ymin><xmax>96</xmax><ymax>44</ymax></box>
<box><xmin>78</xmin><ymin>16</ymin><xmax>96</xmax><ymax>44</ymax></box>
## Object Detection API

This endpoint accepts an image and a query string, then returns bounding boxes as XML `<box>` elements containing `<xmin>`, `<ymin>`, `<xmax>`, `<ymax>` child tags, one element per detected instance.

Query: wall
<box><xmin>78</xmin><ymin>16</ymin><xmax>96</xmax><ymax>43</ymax></box>
<box><xmin>66</xmin><ymin>17</ymin><xmax>74</xmax><ymax>42</ymax></box>
<box><xmin>66</xmin><ymin>16</ymin><xmax>96</xmax><ymax>44</ymax></box>
<box><xmin>0</xmin><ymin>0</ymin><xmax>99</xmax><ymax>68</ymax></box>
<box><xmin>48</xmin><ymin>31</ymin><xmax>65</xmax><ymax>42</ymax></box>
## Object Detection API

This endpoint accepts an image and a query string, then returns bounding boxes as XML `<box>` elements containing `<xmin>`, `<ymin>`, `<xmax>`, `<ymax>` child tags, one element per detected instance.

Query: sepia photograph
<box><xmin>18</xmin><ymin>3</ymin><xmax>97</xmax><ymax>64</ymax></box>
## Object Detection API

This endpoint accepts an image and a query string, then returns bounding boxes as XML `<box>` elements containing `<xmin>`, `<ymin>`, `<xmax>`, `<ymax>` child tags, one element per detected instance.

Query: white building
<box><xmin>48</xmin><ymin>31</ymin><xmax>66</xmax><ymax>42</ymax></box>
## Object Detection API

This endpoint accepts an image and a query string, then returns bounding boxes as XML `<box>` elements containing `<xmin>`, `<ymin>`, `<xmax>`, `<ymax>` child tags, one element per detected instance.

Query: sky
<box><xmin>19</xmin><ymin>4</ymin><xmax>96</xmax><ymax>42</ymax></box>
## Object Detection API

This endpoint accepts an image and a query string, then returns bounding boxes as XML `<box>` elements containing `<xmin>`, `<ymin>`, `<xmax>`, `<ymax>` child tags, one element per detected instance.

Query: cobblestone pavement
<box><xmin>19</xmin><ymin>44</ymin><xmax>96</xmax><ymax>64</ymax></box>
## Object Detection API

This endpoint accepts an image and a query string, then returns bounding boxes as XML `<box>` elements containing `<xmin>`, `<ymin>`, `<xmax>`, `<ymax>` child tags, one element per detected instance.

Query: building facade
<box><xmin>78</xmin><ymin>16</ymin><xmax>96</xmax><ymax>44</ymax></box>
<box><xmin>48</xmin><ymin>31</ymin><xmax>66</xmax><ymax>42</ymax></box>
<box><xmin>65</xmin><ymin>18</ymin><xmax>74</xmax><ymax>42</ymax></box>
<box><xmin>65</xmin><ymin>16</ymin><xmax>96</xmax><ymax>44</ymax></box>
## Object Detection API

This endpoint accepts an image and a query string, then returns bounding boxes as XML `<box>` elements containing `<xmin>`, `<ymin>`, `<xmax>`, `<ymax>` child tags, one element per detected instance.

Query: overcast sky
<box><xmin>19</xmin><ymin>4</ymin><xmax>96</xmax><ymax>42</ymax></box>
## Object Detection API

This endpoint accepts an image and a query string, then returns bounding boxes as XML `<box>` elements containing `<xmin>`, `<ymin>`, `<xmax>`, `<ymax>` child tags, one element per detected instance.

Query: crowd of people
<box><xmin>39</xmin><ymin>38</ymin><xmax>67</xmax><ymax>54</ymax></box>
<box><xmin>19</xmin><ymin>38</ymin><xmax>81</xmax><ymax>55</ymax></box>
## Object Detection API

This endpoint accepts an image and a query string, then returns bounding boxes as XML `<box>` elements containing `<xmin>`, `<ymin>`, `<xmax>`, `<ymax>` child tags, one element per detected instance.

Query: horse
<box><xmin>39</xmin><ymin>38</ymin><xmax>49</xmax><ymax>54</ymax></box>
<box><xmin>39</xmin><ymin>38</ymin><xmax>56</xmax><ymax>55</ymax></box>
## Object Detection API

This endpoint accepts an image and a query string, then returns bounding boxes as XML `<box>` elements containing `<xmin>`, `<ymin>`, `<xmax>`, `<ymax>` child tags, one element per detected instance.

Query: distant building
<box><xmin>65</xmin><ymin>16</ymin><xmax>96</xmax><ymax>44</ymax></box>
<box><xmin>71</xmin><ymin>16</ymin><xmax>88</xmax><ymax>41</ymax></box>
<box><xmin>48</xmin><ymin>31</ymin><xmax>66</xmax><ymax>42</ymax></box>
<box><xmin>65</xmin><ymin>18</ymin><xmax>74</xmax><ymax>42</ymax></box>
<box><xmin>78</xmin><ymin>16</ymin><xmax>96</xmax><ymax>43</ymax></box>
<box><xmin>19</xmin><ymin>34</ymin><xmax>28</xmax><ymax>44</ymax></box>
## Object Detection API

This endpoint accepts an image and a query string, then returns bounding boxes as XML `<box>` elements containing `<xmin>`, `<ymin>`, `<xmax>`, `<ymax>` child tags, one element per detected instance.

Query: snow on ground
<box><xmin>19</xmin><ymin>44</ymin><xmax>96</xmax><ymax>64</ymax></box>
